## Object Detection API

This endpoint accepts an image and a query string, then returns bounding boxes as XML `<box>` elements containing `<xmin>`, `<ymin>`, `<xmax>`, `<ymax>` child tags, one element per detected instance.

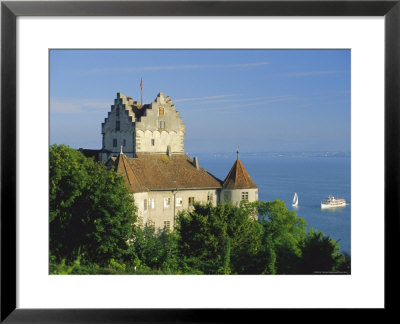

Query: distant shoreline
<box><xmin>188</xmin><ymin>151</ymin><xmax>351</xmax><ymax>158</ymax></box>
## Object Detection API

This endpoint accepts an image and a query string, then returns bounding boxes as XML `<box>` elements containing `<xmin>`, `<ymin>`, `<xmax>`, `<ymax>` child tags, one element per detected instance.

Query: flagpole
<box><xmin>140</xmin><ymin>78</ymin><xmax>143</xmax><ymax>106</ymax></box>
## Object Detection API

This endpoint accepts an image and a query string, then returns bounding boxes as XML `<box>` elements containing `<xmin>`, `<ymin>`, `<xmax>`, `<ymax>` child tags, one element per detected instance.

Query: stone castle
<box><xmin>84</xmin><ymin>92</ymin><xmax>258</xmax><ymax>230</ymax></box>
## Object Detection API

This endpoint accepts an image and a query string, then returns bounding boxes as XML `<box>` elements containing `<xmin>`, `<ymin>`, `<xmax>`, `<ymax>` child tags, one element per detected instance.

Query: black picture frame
<box><xmin>1</xmin><ymin>0</ymin><xmax>398</xmax><ymax>322</ymax></box>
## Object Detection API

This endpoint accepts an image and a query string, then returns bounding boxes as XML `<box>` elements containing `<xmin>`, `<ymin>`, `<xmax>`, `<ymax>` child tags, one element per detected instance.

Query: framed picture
<box><xmin>1</xmin><ymin>0</ymin><xmax>398</xmax><ymax>321</ymax></box>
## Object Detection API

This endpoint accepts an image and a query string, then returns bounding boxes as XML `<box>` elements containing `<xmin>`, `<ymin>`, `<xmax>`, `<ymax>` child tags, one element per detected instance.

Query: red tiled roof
<box><xmin>114</xmin><ymin>153</ymin><xmax>222</xmax><ymax>193</ymax></box>
<box><xmin>223</xmin><ymin>159</ymin><xmax>258</xmax><ymax>189</ymax></box>
<box><xmin>114</xmin><ymin>153</ymin><xmax>148</xmax><ymax>193</ymax></box>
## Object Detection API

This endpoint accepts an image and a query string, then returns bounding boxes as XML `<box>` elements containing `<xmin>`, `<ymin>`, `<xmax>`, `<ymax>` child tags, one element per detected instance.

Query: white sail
<box><xmin>292</xmin><ymin>192</ymin><xmax>298</xmax><ymax>207</ymax></box>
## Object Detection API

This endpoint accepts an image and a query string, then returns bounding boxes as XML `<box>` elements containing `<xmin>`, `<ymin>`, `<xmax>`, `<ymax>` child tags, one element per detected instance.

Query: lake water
<box><xmin>194</xmin><ymin>152</ymin><xmax>351</xmax><ymax>255</ymax></box>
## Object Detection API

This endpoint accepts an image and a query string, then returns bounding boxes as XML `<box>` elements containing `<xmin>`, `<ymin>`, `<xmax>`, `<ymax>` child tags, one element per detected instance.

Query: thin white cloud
<box><xmin>184</xmin><ymin>95</ymin><xmax>303</xmax><ymax>106</ymax></box>
<box><xmin>83</xmin><ymin>62</ymin><xmax>270</xmax><ymax>74</ymax></box>
<box><xmin>181</xmin><ymin>95</ymin><xmax>308</xmax><ymax>111</ymax></box>
<box><xmin>213</xmin><ymin>95</ymin><xmax>308</xmax><ymax>111</ymax></box>
<box><xmin>278</xmin><ymin>70</ymin><xmax>347</xmax><ymax>78</ymax></box>
<box><xmin>174</xmin><ymin>94</ymin><xmax>241</xmax><ymax>103</ymax></box>
<box><xmin>50</xmin><ymin>98</ymin><xmax>110</xmax><ymax>114</ymax></box>
<box><xmin>50</xmin><ymin>93</ymin><xmax>308</xmax><ymax>116</ymax></box>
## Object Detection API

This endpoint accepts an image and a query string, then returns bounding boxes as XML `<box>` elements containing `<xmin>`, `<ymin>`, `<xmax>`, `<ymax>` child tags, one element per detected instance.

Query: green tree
<box><xmin>226</xmin><ymin>202</ymin><xmax>265</xmax><ymax>274</ymax></box>
<box><xmin>158</xmin><ymin>228</ymin><xmax>180</xmax><ymax>272</ymax></box>
<box><xmin>131</xmin><ymin>223</ymin><xmax>180</xmax><ymax>272</ymax></box>
<box><xmin>256</xmin><ymin>200</ymin><xmax>307</xmax><ymax>274</ymax></box>
<box><xmin>333</xmin><ymin>252</ymin><xmax>351</xmax><ymax>274</ymax></box>
<box><xmin>297</xmin><ymin>229</ymin><xmax>341</xmax><ymax>274</ymax></box>
<box><xmin>176</xmin><ymin>201</ymin><xmax>265</xmax><ymax>274</ymax></box>
<box><xmin>176</xmin><ymin>202</ymin><xmax>228</xmax><ymax>273</ymax></box>
<box><xmin>49</xmin><ymin>144</ymin><xmax>137</xmax><ymax>266</ymax></box>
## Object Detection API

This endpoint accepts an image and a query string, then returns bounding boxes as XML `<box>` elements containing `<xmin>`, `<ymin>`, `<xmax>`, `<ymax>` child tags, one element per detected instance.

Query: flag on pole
<box><xmin>140</xmin><ymin>78</ymin><xmax>143</xmax><ymax>105</ymax></box>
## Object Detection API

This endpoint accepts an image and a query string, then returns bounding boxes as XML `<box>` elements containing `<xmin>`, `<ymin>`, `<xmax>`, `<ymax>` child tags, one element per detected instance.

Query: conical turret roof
<box><xmin>223</xmin><ymin>159</ymin><xmax>258</xmax><ymax>189</ymax></box>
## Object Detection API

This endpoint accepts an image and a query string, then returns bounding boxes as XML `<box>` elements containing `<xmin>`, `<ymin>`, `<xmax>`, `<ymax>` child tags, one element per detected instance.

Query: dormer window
<box><xmin>159</xmin><ymin>107</ymin><xmax>164</xmax><ymax>116</ymax></box>
<box><xmin>116</xmin><ymin>121</ymin><xmax>120</xmax><ymax>131</ymax></box>
<box><xmin>116</xmin><ymin>107</ymin><xmax>119</xmax><ymax>117</ymax></box>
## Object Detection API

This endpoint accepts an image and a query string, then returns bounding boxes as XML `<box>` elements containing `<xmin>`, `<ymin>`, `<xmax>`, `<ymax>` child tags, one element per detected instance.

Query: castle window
<box><xmin>241</xmin><ymin>192</ymin><xmax>249</xmax><ymax>200</ymax></box>
<box><xmin>159</xmin><ymin>107</ymin><xmax>164</xmax><ymax>116</ymax></box>
<box><xmin>176</xmin><ymin>197</ymin><xmax>183</xmax><ymax>207</ymax></box>
<box><xmin>151</xmin><ymin>139</ymin><xmax>155</xmax><ymax>146</ymax></box>
<box><xmin>116</xmin><ymin>121</ymin><xmax>120</xmax><ymax>131</ymax></box>
<box><xmin>123</xmin><ymin>139</ymin><xmax>126</xmax><ymax>146</ymax></box>
<box><xmin>207</xmin><ymin>192</ymin><xmax>213</xmax><ymax>202</ymax></box>
<box><xmin>224</xmin><ymin>192</ymin><xmax>230</xmax><ymax>201</ymax></box>
<box><xmin>164</xmin><ymin>197</ymin><xmax>171</xmax><ymax>208</ymax></box>
<box><xmin>116</xmin><ymin>107</ymin><xmax>119</xmax><ymax>117</ymax></box>
<box><xmin>164</xmin><ymin>221</ymin><xmax>170</xmax><ymax>230</ymax></box>
<box><xmin>149</xmin><ymin>198</ymin><xmax>155</xmax><ymax>209</ymax></box>
<box><xmin>113</xmin><ymin>139</ymin><xmax>117</xmax><ymax>147</ymax></box>
<box><xmin>144</xmin><ymin>199</ymin><xmax>148</xmax><ymax>211</ymax></box>
<box><xmin>159</xmin><ymin>121</ymin><xmax>165</xmax><ymax>129</ymax></box>
<box><xmin>188</xmin><ymin>197</ymin><xmax>195</xmax><ymax>206</ymax></box>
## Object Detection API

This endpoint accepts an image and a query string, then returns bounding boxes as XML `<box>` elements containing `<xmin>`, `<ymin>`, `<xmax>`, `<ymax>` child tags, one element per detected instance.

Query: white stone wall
<box><xmin>136</xmin><ymin>130</ymin><xmax>184</xmax><ymax>154</ymax></box>
<box><xmin>134</xmin><ymin>188</ymin><xmax>219</xmax><ymax>230</ymax></box>
<box><xmin>220</xmin><ymin>188</ymin><xmax>259</xmax><ymax>220</ymax></box>
<box><xmin>220</xmin><ymin>188</ymin><xmax>258</xmax><ymax>204</ymax></box>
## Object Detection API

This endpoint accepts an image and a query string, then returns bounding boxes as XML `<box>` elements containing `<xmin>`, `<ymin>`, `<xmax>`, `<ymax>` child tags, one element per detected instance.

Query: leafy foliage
<box><xmin>49</xmin><ymin>147</ymin><xmax>349</xmax><ymax>275</ymax></box>
<box><xmin>130</xmin><ymin>223</ymin><xmax>180</xmax><ymax>272</ymax></box>
<box><xmin>176</xmin><ymin>201</ymin><xmax>273</xmax><ymax>274</ymax></box>
<box><xmin>297</xmin><ymin>229</ymin><xmax>342</xmax><ymax>274</ymax></box>
<box><xmin>256</xmin><ymin>200</ymin><xmax>307</xmax><ymax>274</ymax></box>
<box><xmin>49</xmin><ymin>144</ymin><xmax>137</xmax><ymax>265</ymax></box>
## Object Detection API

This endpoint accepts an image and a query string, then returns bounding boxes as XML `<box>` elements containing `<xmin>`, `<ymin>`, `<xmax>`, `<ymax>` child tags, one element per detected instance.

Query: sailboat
<box><xmin>292</xmin><ymin>192</ymin><xmax>298</xmax><ymax>207</ymax></box>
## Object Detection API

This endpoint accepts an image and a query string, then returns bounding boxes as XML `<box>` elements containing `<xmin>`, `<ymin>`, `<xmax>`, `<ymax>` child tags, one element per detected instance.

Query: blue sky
<box><xmin>50</xmin><ymin>49</ymin><xmax>350</xmax><ymax>153</ymax></box>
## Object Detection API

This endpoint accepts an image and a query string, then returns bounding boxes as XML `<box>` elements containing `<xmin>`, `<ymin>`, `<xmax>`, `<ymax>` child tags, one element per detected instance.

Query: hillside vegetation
<box><xmin>49</xmin><ymin>145</ymin><xmax>350</xmax><ymax>275</ymax></box>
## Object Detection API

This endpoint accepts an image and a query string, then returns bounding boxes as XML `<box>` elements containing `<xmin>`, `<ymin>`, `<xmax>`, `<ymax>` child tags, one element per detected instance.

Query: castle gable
<box><xmin>101</xmin><ymin>93</ymin><xmax>136</xmax><ymax>158</ymax></box>
<box><xmin>134</xmin><ymin>92</ymin><xmax>185</xmax><ymax>154</ymax></box>
<box><xmin>100</xmin><ymin>92</ymin><xmax>186</xmax><ymax>161</ymax></box>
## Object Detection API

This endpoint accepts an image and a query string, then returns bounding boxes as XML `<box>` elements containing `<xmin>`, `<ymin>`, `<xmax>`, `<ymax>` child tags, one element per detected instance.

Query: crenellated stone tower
<box><xmin>100</xmin><ymin>92</ymin><xmax>185</xmax><ymax>161</ymax></box>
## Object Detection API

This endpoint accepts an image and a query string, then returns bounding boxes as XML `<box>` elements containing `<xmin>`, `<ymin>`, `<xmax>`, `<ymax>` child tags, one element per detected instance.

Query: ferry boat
<box><xmin>321</xmin><ymin>195</ymin><xmax>346</xmax><ymax>209</ymax></box>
